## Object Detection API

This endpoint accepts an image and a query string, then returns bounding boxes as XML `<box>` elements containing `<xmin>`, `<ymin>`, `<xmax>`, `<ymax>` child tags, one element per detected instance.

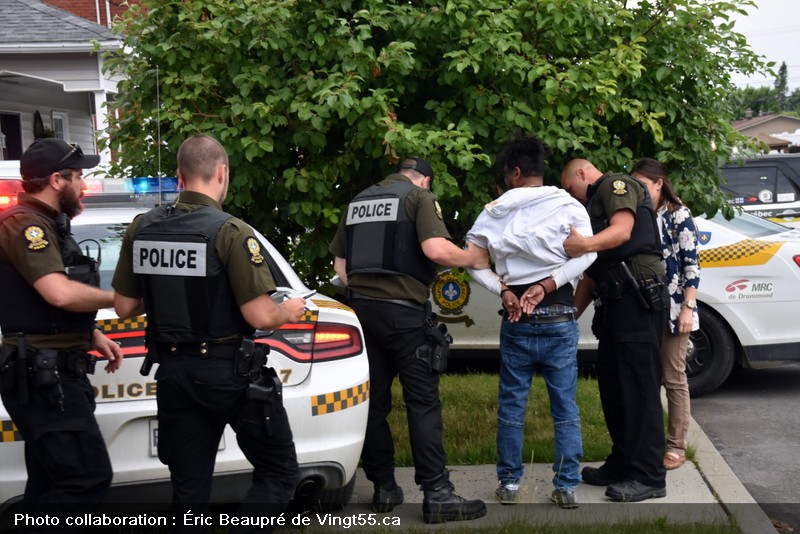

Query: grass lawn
<box><xmin>388</xmin><ymin>373</ymin><xmax>612</xmax><ymax>466</ymax></box>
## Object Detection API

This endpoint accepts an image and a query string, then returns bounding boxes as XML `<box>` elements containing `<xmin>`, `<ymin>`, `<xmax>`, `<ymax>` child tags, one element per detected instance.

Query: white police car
<box><xmin>433</xmin><ymin>211</ymin><xmax>800</xmax><ymax>397</ymax></box>
<box><xmin>0</xmin><ymin>178</ymin><xmax>369</xmax><ymax>510</ymax></box>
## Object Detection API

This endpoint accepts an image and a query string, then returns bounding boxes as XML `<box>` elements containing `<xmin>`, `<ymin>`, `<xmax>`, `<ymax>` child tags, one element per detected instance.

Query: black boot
<box><xmin>421</xmin><ymin>472</ymin><xmax>486</xmax><ymax>524</ymax></box>
<box><xmin>372</xmin><ymin>480</ymin><xmax>404</xmax><ymax>513</ymax></box>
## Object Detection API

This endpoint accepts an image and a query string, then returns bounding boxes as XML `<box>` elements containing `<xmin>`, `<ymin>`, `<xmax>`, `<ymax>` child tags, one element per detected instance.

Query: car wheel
<box><xmin>296</xmin><ymin>473</ymin><xmax>357</xmax><ymax>513</ymax></box>
<box><xmin>686</xmin><ymin>306</ymin><xmax>737</xmax><ymax>397</ymax></box>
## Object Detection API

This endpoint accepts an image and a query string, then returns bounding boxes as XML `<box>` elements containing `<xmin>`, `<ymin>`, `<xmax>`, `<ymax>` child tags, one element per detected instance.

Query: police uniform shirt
<box><xmin>0</xmin><ymin>194</ymin><xmax>93</xmax><ymax>350</ymax></box>
<box><xmin>590</xmin><ymin>173</ymin><xmax>664</xmax><ymax>278</ymax></box>
<box><xmin>113</xmin><ymin>191</ymin><xmax>277</xmax><ymax>307</ymax></box>
<box><xmin>329</xmin><ymin>174</ymin><xmax>451</xmax><ymax>303</ymax></box>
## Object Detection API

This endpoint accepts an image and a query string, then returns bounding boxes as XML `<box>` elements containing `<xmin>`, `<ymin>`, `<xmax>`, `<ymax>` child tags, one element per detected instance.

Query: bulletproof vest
<box><xmin>344</xmin><ymin>180</ymin><xmax>435</xmax><ymax>286</ymax></box>
<box><xmin>585</xmin><ymin>173</ymin><xmax>662</xmax><ymax>279</ymax></box>
<box><xmin>133</xmin><ymin>205</ymin><xmax>253</xmax><ymax>343</ymax></box>
<box><xmin>0</xmin><ymin>205</ymin><xmax>98</xmax><ymax>335</ymax></box>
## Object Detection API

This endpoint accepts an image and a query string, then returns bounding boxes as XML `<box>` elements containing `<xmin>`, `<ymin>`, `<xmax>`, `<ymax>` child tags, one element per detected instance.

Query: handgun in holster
<box><xmin>247</xmin><ymin>366</ymin><xmax>283</xmax><ymax>435</ymax></box>
<box><xmin>140</xmin><ymin>325</ymin><xmax>160</xmax><ymax>376</ymax></box>
<box><xmin>416</xmin><ymin>302</ymin><xmax>453</xmax><ymax>374</ymax></box>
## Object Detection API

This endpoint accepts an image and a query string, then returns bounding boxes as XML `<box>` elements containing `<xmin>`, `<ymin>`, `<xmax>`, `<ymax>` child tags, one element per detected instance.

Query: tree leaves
<box><xmin>102</xmin><ymin>0</ymin><xmax>766</xmax><ymax>286</ymax></box>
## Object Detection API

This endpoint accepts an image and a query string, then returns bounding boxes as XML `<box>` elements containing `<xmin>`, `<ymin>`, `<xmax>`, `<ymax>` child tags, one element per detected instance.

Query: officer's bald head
<box><xmin>561</xmin><ymin>159</ymin><xmax>602</xmax><ymax>204</ymax></box>
<box><xmin>177</xmin><ymin>135</ymin><xmax>229</xmax><ymax>185</ymax></box>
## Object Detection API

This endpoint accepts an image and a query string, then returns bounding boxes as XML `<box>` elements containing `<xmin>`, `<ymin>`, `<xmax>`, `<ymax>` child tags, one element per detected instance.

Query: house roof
<box><xmin>0</xmin><ymin>0</ymin><xmax>117</xmax><ymax>49</ymax></box>
<box><xmin>732</xmin><ymin>113</ymin><xmax>800</xmax><ymax>132</ymax></box>
<box><xmin>753</xmin><ymin>132</ymin><xmax>791</xmax><ymax>149</ymax></box>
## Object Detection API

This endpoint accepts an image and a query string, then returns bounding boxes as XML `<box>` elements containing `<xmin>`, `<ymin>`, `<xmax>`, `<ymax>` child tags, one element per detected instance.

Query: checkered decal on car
<box><xmin>311</xmin><ymin>380</ymin><xmax>369</xmax><ymax>416</ymax></box>
<box><xmin>97</xmin><ymin>316</ymin><xmax>147</xmax><ymax>332</ymax></box>
<box><xmin>0</xmin><ymin>420</ymin><xmax>22</xmax><ymax>443</ymax></box>
<box><xmin>298</xmin><ymin>309</ymin><xmax>319</xmax><ymax>323</ymax></box>
<box><xmin>314</xmin><ymin>299</ymin><xmax>355</xmax><ymax>313</ymax></box>
<box><xmin>699</xmin><ymin>239</ymin><xmax>783</xmax><ymax>268</ymax></box>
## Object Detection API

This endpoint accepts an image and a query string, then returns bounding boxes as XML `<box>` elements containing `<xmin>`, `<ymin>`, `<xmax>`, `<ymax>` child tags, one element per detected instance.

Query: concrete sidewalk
<box><xmin>289</xmin><ymin>416</ymin><xmax>777</xmax><ymax>533</ymax></box>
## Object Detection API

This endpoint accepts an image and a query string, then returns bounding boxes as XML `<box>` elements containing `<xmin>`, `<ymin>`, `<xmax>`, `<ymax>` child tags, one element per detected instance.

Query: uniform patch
<box><xmin>245</xmin><ymin>237</ymin><xmax>265</xmax><ymax>265</ymax></box>
<box><xmin>434</xmin><ymin>200</ymin><xmax>443</xmax><ymax>220</ymax></box>
<box><xmin>611</xmin><ymin>180</ymin><xmax>628</xmax><ymax>196</ymax></box>
<box><xmin>24</xmin><ymin>225</ymin><xmax>49</xmax><ymax>251</ymax></box>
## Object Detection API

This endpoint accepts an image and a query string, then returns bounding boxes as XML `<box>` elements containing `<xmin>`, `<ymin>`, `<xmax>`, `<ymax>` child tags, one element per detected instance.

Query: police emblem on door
<box><xmin>433</xmin><ymin>272</ymin><xmax>470</xmax><ymax>314</ymax></box>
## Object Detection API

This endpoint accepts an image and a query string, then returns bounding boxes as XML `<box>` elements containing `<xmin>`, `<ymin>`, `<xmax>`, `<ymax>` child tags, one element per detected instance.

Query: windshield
<box><xmin>706</xmin><ymin>212</ymin><xmax>790</xmax><ymax>239</ymax></box>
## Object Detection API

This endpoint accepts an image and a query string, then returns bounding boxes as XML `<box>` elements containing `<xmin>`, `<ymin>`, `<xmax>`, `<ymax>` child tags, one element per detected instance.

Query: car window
<box><xmin>722</xmin><ymin>166</ymin><xmax>798</xmax><ymax>206</ymax></box>
<box><xmin>706</xmin><ymin>212</ymin><xmax>790</xmax><ymax>238</ymax></box>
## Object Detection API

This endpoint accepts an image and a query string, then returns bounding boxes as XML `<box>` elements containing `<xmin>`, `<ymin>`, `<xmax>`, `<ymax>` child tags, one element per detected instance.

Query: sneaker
<box><xmin>371</xmin><ymin>481</ymin><xmax>404</xmax><ymax>513</ymax></box>
<box><xmin>494</xmin><ymin>482</ymin><xmax>519</xmax><ymax>505</ymax></box>
<box><xmin>550</xmin><ymin>488</ymin><xmax>578</xmax><ymax>509</ymax></box>
<box><xmin>605</xmin><ymin>479</ymin><xmax>666</xmax><ymax>502</ymax></box>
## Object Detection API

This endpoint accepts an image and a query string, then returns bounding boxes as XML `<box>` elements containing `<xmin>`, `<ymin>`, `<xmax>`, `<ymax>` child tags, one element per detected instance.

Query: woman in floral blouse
<box><xmin>631</xmin><ymin>158</ymin><xmax>700</xmax><ymax>471</ymax></box>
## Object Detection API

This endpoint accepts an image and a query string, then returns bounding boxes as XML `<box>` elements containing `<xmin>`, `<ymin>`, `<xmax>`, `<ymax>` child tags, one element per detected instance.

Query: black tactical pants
<box><xmin>351</xmin><ymin>298</ymin><xmax>447</xmax><ymax>487</ymax></box>
<box><xmin>0</xmin><ymin>360</ymin><xmax>112</xmax><ymax>515</ymax></box>
<box><xmin>591</xmin><ymin>286</ymin><xmax>668</xmax><ymax>488</ymax></box>
<box><xmin>154</xmin><ymin>355</ymin><xmax>299</xmax><ymax>533</ymax></box>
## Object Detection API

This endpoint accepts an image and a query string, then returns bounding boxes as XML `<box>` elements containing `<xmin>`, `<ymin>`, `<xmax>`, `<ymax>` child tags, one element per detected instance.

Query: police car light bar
<box><xmin>0</xmin><ymin>179</ymin><xmax>23</xmax><ymax>211</ymax></box>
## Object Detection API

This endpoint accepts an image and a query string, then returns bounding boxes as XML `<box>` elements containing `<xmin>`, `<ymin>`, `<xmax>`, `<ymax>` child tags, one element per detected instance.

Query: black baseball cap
<box><xmin>20</xmin><ymin>138</ymin><xmax>101</xmax><ymax>179</ymax></box>
<box><xmin>398</xmin><ymin>157</ymin><xmax>435</xmax><ymax>181</ymax></box>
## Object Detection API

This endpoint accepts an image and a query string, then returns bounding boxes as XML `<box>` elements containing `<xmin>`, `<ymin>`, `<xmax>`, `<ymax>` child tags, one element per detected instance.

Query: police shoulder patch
<box><xmin>244</xmin><ymin>236</ymin><xmax>265</xmax><ymax>265</ymax></box>
<box><xmin>23</xmin><ymin>225</ymin><xmax>50</xmax><ymax>251</ymax></box>
<box><xmin>434</xmin><ymin>200</ymin><xmax>443</xmax><ymax>221</ymax></box>
<box><xmin>611</xmin><ymin>179</ymin><xmax>628</xmax><ymax>196</ymax></box>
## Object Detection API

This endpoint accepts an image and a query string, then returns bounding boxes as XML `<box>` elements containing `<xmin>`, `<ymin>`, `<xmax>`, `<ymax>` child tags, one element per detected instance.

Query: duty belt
<box><xmin>156</xmin><ymin>341</ymin><xmax>241</xmax><ymax>359</ymax></box>
<box><xmin>349</xmin><ymin>290</ymin><xmax>425</xmax><ymax>311</ymax></box>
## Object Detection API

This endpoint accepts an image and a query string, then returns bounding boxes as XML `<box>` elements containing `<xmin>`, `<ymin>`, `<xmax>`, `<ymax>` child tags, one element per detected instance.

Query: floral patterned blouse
<box><xmin>657</xmin><ymin>204</ymin><xmax>700</xmax><ymax>334</ymax></box>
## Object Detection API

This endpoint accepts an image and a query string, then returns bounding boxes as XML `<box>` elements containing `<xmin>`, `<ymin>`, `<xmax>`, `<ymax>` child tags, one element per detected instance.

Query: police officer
<box><xmin>560</xmin><ymin>158</ymin><xmax>668</xmax><ymax>502</ymax></box>
<box><xmin>0</xmin><ymin>139</ymin><xmax>123</xmax><ymax>521</ymax></box>
<box><xmin>112</xmin><ymin>135</ymin><xmax>305</xmax><ymax>533</ymax></box>
<box><xmin>329</xmin><ymin>157</ymin><xmax>488</xmax><ymax>524</ymax></box>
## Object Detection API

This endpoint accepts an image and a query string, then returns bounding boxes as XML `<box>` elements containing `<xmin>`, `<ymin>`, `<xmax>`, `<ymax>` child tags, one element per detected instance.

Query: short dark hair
<box><xmin>496</xmin><ymin>132</ymin><xmax>546</xmax><ymax>178</ymax></box>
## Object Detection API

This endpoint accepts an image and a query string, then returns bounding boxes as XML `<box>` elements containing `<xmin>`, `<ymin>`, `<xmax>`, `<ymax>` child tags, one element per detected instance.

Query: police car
<box><xmin>0</xmin><ymin>176</ymin><xmax>369</xmax><ymax>510</ymax></box>
<box><xmin>721</xmin><ymin>154</ymin><xmax>800</xmax><ymax>228</ymax></box>
<box><xmin>433</xmin><ymin>211</ymin><xmax>800</xmax><ymax>397</ymax></box>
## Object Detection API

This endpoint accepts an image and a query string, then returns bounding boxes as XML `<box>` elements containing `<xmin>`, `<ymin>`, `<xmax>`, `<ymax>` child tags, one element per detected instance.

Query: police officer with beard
<box><xmin>329</xmin><ymin>157</ymin><xmax>488</xmax><ymax>524</ymax></box>
<box><xmin>112</xmin><ymin>135</ymin><xmax>305</xmax><ymax>533</ymax></box>
<box><xmin>560</xmin><ymin>158</ymin><xmax>668</xmax><ymax>502</ymax></box>
<box><xmin>0</xmin><ymin>139</ymin><xmax>123</xmax><ymax>522</ymax></box>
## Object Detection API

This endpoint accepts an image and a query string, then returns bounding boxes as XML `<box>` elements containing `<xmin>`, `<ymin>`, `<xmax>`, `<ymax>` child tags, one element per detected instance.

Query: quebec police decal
<box><xmin>612</xmin><ymin>180</ymin><xmax>628</xmax><ymax>196</ymax></box>
<box><xmin>24</xmin><ymin>225</ymin><xmax>49</xmax><ymax>251</ymax></box>
<box><xmin>132</xmin><ymin>240</ymin><xmax>206</xmax><ymax>277</ymax></box>
<box><xmin>433</xmin><ymin>272</ymin><xmax>470</xmax><ymax>314</ymax></box>
<box><xmin>346</xmin><ymin>198</ymin><xmax>400</xmax><ymax>225</ymax></box>
<box><xmin>698</xmin><ymin>231</ymin><xmax>712</xmax><ymax>245</ymax></box>
<box><xmin>245</xmin><ymin>237</ymin><xmax>265</xmax><ymax>265</ymax></box>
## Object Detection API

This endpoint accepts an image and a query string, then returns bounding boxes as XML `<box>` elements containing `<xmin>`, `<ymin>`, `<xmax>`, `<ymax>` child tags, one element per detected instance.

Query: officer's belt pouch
<box><xmin>235</xmin><ymin>339</ymin><xmax>269</xmax><ymax>377</ymax></box>
<box><xmin>67</xmin><ymin>351</ymin><xmax>96</xmax><ymax>377</ymax></box>
<box><xmin>32</xmin><ymin>349</ymin><xmax>59</xmax><ymax>387</ymax></box>
<box><xmin>0</xmin><ymin>345</ymin><xmax>16</xmax><ymax>389</ymax></box>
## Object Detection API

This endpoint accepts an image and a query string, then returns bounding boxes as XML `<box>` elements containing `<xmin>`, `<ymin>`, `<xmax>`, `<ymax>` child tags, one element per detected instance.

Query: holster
<box><xmin>247</xmin><ymin>366</ymin><xmax>283</xmax><ymax>435</ymax></box>
<box><xmin>416</xmin><ymin>302</ymin><xmax>453</xmax><ymax>374</ymax></box>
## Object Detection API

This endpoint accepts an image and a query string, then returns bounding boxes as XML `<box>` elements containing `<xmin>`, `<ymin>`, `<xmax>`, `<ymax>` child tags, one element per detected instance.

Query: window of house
<box><xmin>51</xmin><ymin>112</ymin><xmax>69</xmax><ymax>141</ymax></box>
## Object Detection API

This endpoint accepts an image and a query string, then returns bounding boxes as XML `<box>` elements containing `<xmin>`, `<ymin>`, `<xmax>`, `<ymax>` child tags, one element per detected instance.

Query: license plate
<box><xmin>148</xmin><ymin>419</ymin><xmax>225</xmax><ymax>457</ymax></box>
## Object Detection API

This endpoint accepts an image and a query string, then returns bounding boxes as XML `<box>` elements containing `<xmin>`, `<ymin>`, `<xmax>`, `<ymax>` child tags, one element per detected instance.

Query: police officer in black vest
<box><xmin>329</xmin><ymin>157</ymin><xmax>489</xmax><ymax>523</ymax></box>
<box><xmin>112</xmin><ymin>135</ymin><xmax>305</xmax><ymax>532</ymax></box>
<box><xmin>560</xmin><ymin>158</ymin><xmax>668</xmax><ymax>502</ymax></box>
<box><xmin>0</xmin><ymin>139</ymin><xmax>123</xmax><ymax>522</ymax></box>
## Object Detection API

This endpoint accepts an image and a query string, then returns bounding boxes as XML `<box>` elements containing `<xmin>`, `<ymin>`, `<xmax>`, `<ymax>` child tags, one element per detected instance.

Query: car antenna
<box><xmin>156</xmin><ymin>64</ymin><xmax>164</xmax><ymax>205</ymax></box>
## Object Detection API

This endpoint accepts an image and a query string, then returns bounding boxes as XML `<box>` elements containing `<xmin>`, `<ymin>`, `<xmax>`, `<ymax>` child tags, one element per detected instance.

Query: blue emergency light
<box><xmin>126</xmin><ymin>177</ymin><xmax>180</xmax><ymax>194</ymax></box>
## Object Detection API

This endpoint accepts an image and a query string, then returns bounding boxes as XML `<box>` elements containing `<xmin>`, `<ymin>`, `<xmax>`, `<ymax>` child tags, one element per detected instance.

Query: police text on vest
<box><xmin>133</xmin><ymin>240</ymin><xmax>207</xmax><ymax>276</ymax></box>
<box><xmin>346</xmin><ymin>198</ymin><xmax>400</xmax><ymax>225</ymax></box>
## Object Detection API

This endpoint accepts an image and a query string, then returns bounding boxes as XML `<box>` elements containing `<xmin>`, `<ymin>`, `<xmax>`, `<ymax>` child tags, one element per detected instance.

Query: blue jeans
<box><xmin>496</xmin><ymin>319</ymin><xmax>582</xmax><ymax>492</ymax></box>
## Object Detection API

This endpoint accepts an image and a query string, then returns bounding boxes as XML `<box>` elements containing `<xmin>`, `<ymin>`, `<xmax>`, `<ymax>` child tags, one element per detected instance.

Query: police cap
<box><xmin>398</xmin><ymin>157</ymin><xmax>435</xmax><ymax>183</ymax></box>
<box><xmin>20</xmin><ymin>139</ymin><xmax>101</xmax><ymax>179</ymax></box>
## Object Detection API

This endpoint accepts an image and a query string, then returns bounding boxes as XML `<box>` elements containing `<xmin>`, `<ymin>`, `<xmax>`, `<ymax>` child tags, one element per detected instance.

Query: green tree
<box><xmin>102</xmin><ymin>0</ymin><xmax>766</xmax><ymax>285</ymax></box>
<box><xmin>774</xmin><ymin>61</ymin><xmax>789</xmax><ymax>106</ymax></box>
<box><xmin>728</xmin><ymin>85</ymin><xmax>779</xmax><ymax>118</ymax></box>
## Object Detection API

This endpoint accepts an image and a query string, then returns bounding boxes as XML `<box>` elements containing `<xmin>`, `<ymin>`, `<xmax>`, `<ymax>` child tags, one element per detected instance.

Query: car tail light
<box><xmin>794</xmin><ymin>255</ymin><xmax>800</xmax><ymax>269</ymax></box>
<box><xmin>0</xmin><ymin>179</ymin><xmax>23</xmax><ymax>210</ymax></box>
<box><xmin>260</xmin><ymin>322</ymin><xmax>363</xmax><ymax>363</ymax></box>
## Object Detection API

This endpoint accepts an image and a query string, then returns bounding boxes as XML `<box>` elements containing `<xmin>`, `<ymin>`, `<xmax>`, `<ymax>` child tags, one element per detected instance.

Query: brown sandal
<box><xmin>664</xmin><ymin>452</ymin><xmax>686</xmax><ymax>470</ymax></box>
